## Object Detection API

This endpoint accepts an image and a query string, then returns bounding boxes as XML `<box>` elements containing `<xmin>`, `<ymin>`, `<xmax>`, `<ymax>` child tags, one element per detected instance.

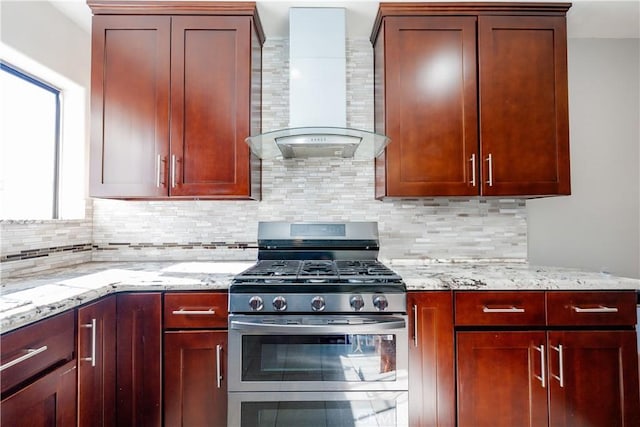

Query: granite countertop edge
<box><xmin>1</xmin><ymin>260</ymin><xmax>639</xmax><ymax>333</ymax></box>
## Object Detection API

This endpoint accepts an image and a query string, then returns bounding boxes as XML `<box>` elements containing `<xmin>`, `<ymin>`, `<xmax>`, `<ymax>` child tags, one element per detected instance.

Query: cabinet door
<box><xmin>547</xmin><ymin>331</ymin><xmax>640</xmax><ymax>427</ymax></box>
<box><xmin>407</xmin><ymin>292</ymin><xmax>455</xmax><ymax>427</ymax></box>
<box><xmin>457</xmin><ymin>331</ymin><xmax>548</xmax><ymax>427</ymax></box>
<box><xmin>90</xmin><ymin>15</ymin><xmax>171</xmax><ymax>198</ymax></box>
<box><xmin>0</xmin><ymin>360</ymin><xmax>76</xmax><ymax>427</ymax></box>
<box><xmin>170</xmin><ymin>16</ymin><xmax>254</xmax><ymax>198</ymax></box>
<box><xmin>164</xmin><ymin>330</ymin><xmax>227</xmax><ymax>427</ymax></box>
<box><xmin>478</xmin><ymin>16</ymin><xmax>570</xmax><ymax>196</ymax></box>
<box><xmin>77</xmin><ymin>297</ymin><xmax>116</xmax><ymax>427</ymax></box>
<box><xmin>378</xmin><ymin>17</ymin><xmax>478</xmax><ymax>197</ymax></box>
<box><xmin>116</xmin><ymin>293</ymin><xmax>162</xmax><ymax>427</ymax></box>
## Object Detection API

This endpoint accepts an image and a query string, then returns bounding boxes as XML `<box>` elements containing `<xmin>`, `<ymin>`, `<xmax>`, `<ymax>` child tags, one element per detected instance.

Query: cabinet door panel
<box><xmin>407</xmin><ymin>292</ymin><xmax>455</xmax><ymax>427</ymax></box>
<box><xmin>90</xmin><ymin>16</ymin><xmax>171</xmax><ymax>198</ymax></box>
<box><xmin>164</xmin><ymin>330</ymin><xmax>227</xmax><ymax>427</ymax></box>
<box><xmin>548</xmin><ymin>331</ymin><xmax>640</xmax><ymax>427</ymax></box>
<box><xmin>457</xmin><ymin>331</ymin><xmax>548</xmax><ymax>427</ymax></box>
<box><xmin>381</xmin><ymin>16</ymin><xmax>478</xmax><ymax>197</ymax></box>
<box><xmin>77</xmin><ymin>297</ymin><xmax>116</xmax><ymax>427</ymax></box>
<box><xmin>478</xmin><ymin>16</ymin><xmax>570</xmax><ymax>196</ymax></box>
<box><xmin>0</xmin><ymin>361</ymin><xmax>76</xmax><ymax>427</ymax></box>
<box><xmin>170</xmin><ymin>16</ymin><xmax>252</xmax><ymax>197</ymax></box>
<box><xmin>116</xmin><ymin>293</ymin><xmax>162</xmax><ymax>427</ymax></box>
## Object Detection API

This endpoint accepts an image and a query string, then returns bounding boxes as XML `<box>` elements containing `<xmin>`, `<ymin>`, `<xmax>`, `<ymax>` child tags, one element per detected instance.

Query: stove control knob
<box><xmin>272</xmin><ymin>296</ymin><xmax>287</xmax><ymax>311</ymax></box>
<box><xmin>373</xmin><ymin>295</ymin><xmax>389</xmax><ymax>311</ymax></box>
<box><xmin>350</xmin><ymin>295</ymin><xmax>365</xmax><ymax>312</ymax></box>
<box><xmin>248</xmin><ymin>296</ymin><xmax>264</xmax><ymax>312</ymax></box>
<box><xmin>311</xmin><ymin>296</ymin><xmax>326</xmax><ymax>312</ymax></box>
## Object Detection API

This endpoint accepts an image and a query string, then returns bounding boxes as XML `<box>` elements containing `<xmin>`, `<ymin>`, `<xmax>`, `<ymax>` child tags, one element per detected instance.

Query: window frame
<box><xmin>1</xmin><ymin>60</ymin><xmax>62</xmax><ymax>219</ymax></box>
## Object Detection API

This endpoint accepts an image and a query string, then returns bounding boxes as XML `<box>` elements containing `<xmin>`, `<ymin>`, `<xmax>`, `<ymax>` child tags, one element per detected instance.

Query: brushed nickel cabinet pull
<box><xmin>216</xmin><ymin>344</ymin><xmax>223</xmax><ymax>389</ymax></box>
<box><xmin>81</xmin><ymin>318</ymin><xmax>97</xmax><ymax>367</ymax></box>
<box><xmin>171</xmin><ymin>155</ymin><xmax>177</xmax><ymax>188</ymax></box>
<box><xmin>171</xmin><ymin>308</ymin><xmax>216</xmax><ymax>315</ymax></box>
<box><xmin>534</xmin><ymin>344</ymin><xmax>546</xmax><ymax>388</ymax></box>
<box><xmin>486</xmin><ymin>153</ymin><xmax>493</xmax><ymax>187</ymax></box>
<box><xmin>551</xmin><ymin>344</ymin><xmax>564</xmax><ymax>387</ymax></box>
<box><xmin>572</xmin><ymin>305</ymin><xmax>618</xmax><ymax>313</ymax></box>
<box><xmin>470</xmin><ymin>154</ymin><xmax>477</xmax><ymax>187</ymax></box>
<box><xmin>0</xmin><ymin>345</ymin><xmax>48</xmax><ymax>372</ymax></box>
<box><xmin>482</xmin><ymin>306</ymin><xmax>525</xmax><ymax>313</ymax></box>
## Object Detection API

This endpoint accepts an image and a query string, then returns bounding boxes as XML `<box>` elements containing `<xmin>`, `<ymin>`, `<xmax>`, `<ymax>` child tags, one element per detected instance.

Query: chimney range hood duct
<box><xmin>245</xmin><ymin>7</ymin><xmax>390</xmax><ymax>159</ymax></box>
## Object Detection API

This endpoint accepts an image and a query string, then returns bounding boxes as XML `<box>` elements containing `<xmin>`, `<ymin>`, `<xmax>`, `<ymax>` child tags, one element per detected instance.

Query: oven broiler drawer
<box><xmin>228</xmin><ymin>391</ymin><xmax>409</xmax><ymax>427</ymax></box>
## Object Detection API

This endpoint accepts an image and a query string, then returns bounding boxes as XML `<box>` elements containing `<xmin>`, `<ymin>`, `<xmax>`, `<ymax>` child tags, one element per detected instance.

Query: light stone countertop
<box><xmin>1</xmin><ymin>260</ymin><xmax>639</xmax><ymax>333</ymax></box>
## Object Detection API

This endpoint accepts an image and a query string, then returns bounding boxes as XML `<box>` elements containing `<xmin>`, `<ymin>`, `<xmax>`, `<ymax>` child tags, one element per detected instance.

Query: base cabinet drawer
<box><xmin>164</xmin><ymin>292</ymin><xmax>228</xmax><ymax>329</ymax></box>
<box><xmin>1</xmin><ymin>311</ymin><xmax>75</xmax><ymax>395</ymax></box>
<box><xmin>546</xmin><ymin>291</ymin><xmax>637</xmax><ymax>326</ymax></box>
<box><xmin>455</xmin><ymin>291</ymin><xmax>545</xmax><ymax>326</ymax></box>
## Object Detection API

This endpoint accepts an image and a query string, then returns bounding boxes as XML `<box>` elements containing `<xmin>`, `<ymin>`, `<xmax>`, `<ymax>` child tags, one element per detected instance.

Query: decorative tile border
<box><xmin>1</xmin><ymin>243</ymin><xmax>93</xmax><ymax>262</ymax></box>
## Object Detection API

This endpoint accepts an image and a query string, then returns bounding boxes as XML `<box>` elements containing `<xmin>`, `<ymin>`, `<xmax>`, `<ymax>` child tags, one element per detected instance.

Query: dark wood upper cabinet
<box><xmin>372</xmin><ymin>3</ymin><xmax>571</xmax><ymax>198</ymax></box>
<box><xmin>478</xmin><ymin>15</ymin><xmax>570</xmax><ymax>196</ymax></box>
<box><xmin>89</xmin><ymin>1</ymin><xmax>263</xmax><ymax>200</ymax></box>
<box><xmin>89</xmin><ymin>15</ymin><xmax>171</xmax><ymax>198</ymax></box>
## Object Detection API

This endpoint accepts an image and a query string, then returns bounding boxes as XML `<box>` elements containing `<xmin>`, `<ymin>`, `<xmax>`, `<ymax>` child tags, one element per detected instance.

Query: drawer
<box><xmin>455</xmin><ymin>291</ymin><xmax>546</xmax><ymax>326</ymax></box>
<box><xmin>546</xmin><ymin>291</ymin><xmax>637</xmax><ymax>326</ymax></box>
<box><xmin>1</xmin><ymin>310</ymin><xmax>75</xmax><ymax>395</ymax></box>
<box><xmin>164</xmin><ymin>292</ymin><xmax>228</xmax><ymax>329</ymax></box>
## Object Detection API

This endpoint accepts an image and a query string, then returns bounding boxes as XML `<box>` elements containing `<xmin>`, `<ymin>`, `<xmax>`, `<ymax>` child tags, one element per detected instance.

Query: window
<box><xmin>0</xmin><ymin>61</ymin><xmax>61</xmax><ymax>219</ymax></box>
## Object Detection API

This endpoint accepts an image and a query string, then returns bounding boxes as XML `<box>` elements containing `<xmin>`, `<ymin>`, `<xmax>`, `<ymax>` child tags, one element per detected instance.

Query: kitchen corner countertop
<box><xmin>1</xmin><ymin>260</ymin><xmax>639</xmax><ymax>333</ymax></box>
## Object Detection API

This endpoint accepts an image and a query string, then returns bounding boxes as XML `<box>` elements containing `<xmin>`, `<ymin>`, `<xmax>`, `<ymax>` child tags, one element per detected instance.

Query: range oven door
<box><xmin>228</xmin><ymin>314</ymin><xmax>409</xmax><ymax>392</ymax></box>
<box><xmin>228</xmin><ymin>390</ymin><xmax>409</xmax><ymax>427</ymax></box>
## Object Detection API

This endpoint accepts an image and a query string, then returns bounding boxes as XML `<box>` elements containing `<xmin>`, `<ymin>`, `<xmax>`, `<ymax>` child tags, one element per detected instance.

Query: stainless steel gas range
<box><xmin>227</xmin><ymin>221</ymin><xmax>408</xmax><ymax>427</ymax></box>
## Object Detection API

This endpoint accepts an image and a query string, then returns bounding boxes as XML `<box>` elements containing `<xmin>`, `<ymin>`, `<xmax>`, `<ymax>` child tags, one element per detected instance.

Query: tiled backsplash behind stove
<box><xmin>1</xmin><ymin>38</ymin><xmax>526</xmax><ymax>279</ymax></box>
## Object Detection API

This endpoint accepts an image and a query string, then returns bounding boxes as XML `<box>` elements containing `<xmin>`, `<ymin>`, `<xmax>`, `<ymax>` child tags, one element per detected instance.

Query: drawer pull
<box><xmin>172</xmin><ymin>308</ymin><xmax>216</xmax><ymax>315</ymax></box>
<box><xmin>482</xmin><ymin>306</ymin><xmax>525</xmax><ymax>313</ymax></box>
<box><xmin>572</xmin><ymin>305</ymin><xmax>618</xmax><ymax>313</ymax></box>
<box><xmin>0</xmin><ymin>345</ymin><xmax>48</xmax><ymax>372</ymax></box>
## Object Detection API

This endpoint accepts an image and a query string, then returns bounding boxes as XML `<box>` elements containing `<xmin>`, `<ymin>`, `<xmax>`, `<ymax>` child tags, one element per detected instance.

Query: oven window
<box><xmin>242</xmin><ymin>334</ymin><xmax>397</xmax><ymax>382</ymax></box>
<box><xmin>241</xmin><ymin>400</ymin><xmax>399</xmax><ymax>427</ymax></box>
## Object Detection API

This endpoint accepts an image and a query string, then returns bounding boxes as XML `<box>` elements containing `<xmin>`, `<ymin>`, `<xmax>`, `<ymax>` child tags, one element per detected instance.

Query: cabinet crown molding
<box><xmin>371</xmin><ymin>2</ymin><xmax>572</xmax><ymax>42</ymax></box>
<box><xmin>87</xmin><ymin>1</ymin><xmax>264</xmax><ymax>44</ymax></box>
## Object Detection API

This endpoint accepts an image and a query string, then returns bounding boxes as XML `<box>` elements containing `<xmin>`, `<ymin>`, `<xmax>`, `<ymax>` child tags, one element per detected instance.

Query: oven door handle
<box><xmin>229</xmin><ymin>319</ymin><xmax>406</xmax><ymax>334</ymax></box>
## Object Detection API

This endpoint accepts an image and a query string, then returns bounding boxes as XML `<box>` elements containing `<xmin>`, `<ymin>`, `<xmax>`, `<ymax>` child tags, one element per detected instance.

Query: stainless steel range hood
<box><xmin>245</xmin><ymin>8</ymin><xmax>390</xmax><ymax>159</ymax></box>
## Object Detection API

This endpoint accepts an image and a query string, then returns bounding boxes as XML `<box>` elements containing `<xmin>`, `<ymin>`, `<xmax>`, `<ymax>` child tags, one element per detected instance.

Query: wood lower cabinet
<box><xmin>116</xmin><ymin>293</ymin><xmax>162</xmax><ymax>427</ymax></box>
<box><xmin>77</xmin><ymin>297</ymin><xmax>116</xmax><ymax>427</ymax></box>
<box><xmin>455</xmin><ymin>291</ymin><xmax>640</xmax><ymax>427</ymax></box>
<box><xmin>547</xmin><ymin>330</ymin><xmax>639</xmax><ymax>427</ymax></box>
<box><xmin>164</xmin><ymin>331</ymin><xmax>227</xmax><ymax>427</ymax></box>
<box><xmin>88</xmin><ymin>1</ymin><xmax>263</xmax><ymax>200</ymax></box>
<box><xmin>407</xmin><ymin>292</ymin><xmax>455</xmax><ymax>427</ymax></box>
<box><xmin>0</xmin><ymin>360</ymin><xmax>77</xmax><ymax>427</ymax></box>
<box><xmin>372</xmin><ymin>3</ymin><xmax>571</xmax><ymax>198</ymax></box>
<box><xmin>163</xmin><ymin>292</ymin><xmax>228</xmax><ymax>427</ymax></box>
<box><xmin>457</xmin><ymin>331</ymin><xmax>548</xmax><ymax>427</ymax></box>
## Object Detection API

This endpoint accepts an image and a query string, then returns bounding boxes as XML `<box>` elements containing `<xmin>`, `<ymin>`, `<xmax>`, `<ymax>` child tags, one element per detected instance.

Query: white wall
<box><xmin>527</xmin><ymin>38</ymin><xmax>640</xmax><ymax>279</ymax></box>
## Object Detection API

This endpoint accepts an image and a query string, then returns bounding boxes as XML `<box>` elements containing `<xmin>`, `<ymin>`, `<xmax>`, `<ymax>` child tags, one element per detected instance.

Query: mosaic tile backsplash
<box><xmin>0</xmin><ymin>38</ymin><xmax>527</xmax><ymax>279</ymax></box>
